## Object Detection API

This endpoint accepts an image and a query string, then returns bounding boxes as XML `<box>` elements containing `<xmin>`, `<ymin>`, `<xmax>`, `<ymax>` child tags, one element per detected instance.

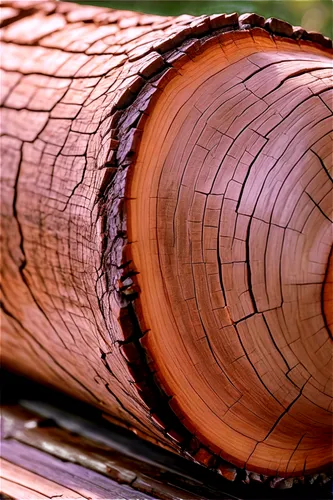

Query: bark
<box><xmin>0</xmin><ymin>0</ymin><xmax>332</xmax><ymax>482</ymax></box>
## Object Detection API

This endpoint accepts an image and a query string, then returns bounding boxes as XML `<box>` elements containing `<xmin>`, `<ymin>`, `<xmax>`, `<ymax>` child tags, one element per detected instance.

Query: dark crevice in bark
<box><xmin>321</xmin><ymin>247</ymin><xmax>333</xmax><ymax>341</ymax></box>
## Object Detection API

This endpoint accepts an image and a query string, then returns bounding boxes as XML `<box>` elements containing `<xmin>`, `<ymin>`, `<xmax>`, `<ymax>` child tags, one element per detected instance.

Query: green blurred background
<box><xmin>75</xmin><ymin>0</ymin><xmax>332</xmax><ymax>38</ymax></box>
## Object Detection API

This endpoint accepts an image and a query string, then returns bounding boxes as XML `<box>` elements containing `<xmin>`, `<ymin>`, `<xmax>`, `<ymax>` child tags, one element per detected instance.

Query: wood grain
<box><xmin>0</xmin><ymin>0</ymin><xmax>332</xmax><ymax>483</ymax></box>
<box><xmin>0</xmin><ymin>399</ymin><xmax>241</xmax><ymax>500</ymax></box>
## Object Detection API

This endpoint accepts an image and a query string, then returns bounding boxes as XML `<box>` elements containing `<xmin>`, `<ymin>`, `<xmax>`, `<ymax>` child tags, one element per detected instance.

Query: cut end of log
<box><xmin>119</xmin><ymin>23</ymin><xmax>333</xmax><ymax>478</ymax></box>
<box><xmin>1</xmin><ymin>0</ymin><xmax>332</xmax><ymax>484</ymax></box>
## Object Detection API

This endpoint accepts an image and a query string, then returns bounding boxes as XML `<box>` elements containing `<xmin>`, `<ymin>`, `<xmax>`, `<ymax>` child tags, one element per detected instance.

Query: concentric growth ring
<box><xmin>127</xmin><ymin>35</ymin><xmax>333</xmax><ymax>476</ymax></box>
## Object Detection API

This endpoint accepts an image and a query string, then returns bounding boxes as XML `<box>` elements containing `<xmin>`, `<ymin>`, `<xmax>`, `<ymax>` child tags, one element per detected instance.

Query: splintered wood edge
<box><xmin>96</xmin><ymin>11</ymin><xmax>333</xmax><ymax>484</ymax></box>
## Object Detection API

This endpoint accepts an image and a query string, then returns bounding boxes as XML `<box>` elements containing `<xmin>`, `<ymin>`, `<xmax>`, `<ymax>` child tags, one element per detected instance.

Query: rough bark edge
<box><xmin>96</xmin><ymin>11</ymin><xmax>333</xmax><ymax>486</ymax></box>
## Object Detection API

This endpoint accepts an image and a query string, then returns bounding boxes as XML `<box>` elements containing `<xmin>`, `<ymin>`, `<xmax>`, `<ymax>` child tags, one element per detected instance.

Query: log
<box><xmin>1</xmin><ymin>0</ymin><xmax>332</xmax><ymax>483</ymax></box>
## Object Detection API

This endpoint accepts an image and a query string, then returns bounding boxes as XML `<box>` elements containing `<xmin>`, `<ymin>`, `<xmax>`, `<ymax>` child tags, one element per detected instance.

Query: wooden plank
<box><xmin>0</xmin><ymin>402</ymin><xmax>240</xmax><ymax>500</ymax></box>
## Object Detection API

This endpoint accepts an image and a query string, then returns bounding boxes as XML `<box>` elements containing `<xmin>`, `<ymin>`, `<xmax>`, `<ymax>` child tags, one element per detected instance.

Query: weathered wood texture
<box><xmin>1</xmin><ymin>0</ymin><xmax>332</xmax><ymax>483</ymax></box>
<box><xmin>0</xmin><ymin>408</ymin><xmax>156</xmax><ymax>500</ymax></box>
<box><xmin>0</xmin><ymin>400</ymin><xmax>238</xmax><ymax>500</ymax></box>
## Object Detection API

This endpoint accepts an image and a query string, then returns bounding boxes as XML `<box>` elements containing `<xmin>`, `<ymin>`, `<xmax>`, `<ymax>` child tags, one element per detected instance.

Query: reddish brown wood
<box><xmin>0</xmin><ymin>0</ymin><xmax>332</xmax><ymax>484</ymax></box>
